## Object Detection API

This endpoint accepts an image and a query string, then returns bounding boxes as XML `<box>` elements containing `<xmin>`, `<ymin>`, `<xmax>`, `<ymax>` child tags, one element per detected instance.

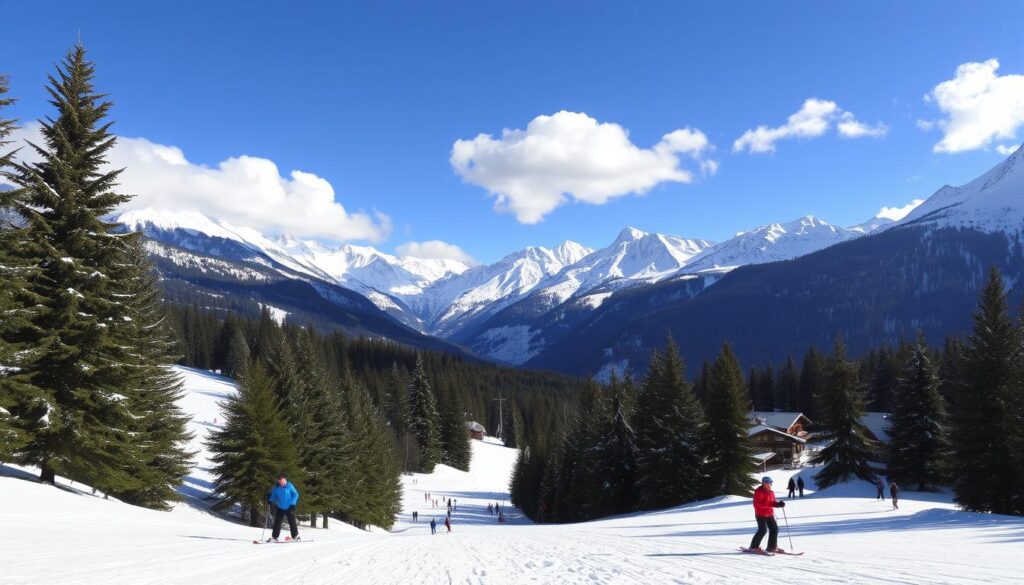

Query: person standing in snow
<box><xmin>430</xmin><ymin>518</ymin><xmax>437</xmax><ymax>534</ymax></box>
<box><xmin>267</xmin><ymin>473</ymin><xmax>300</xmax><ymax>542</ymax></box>
<box><xmin>875</xmin><ymin>477</ymin><xmax>885</xmax><ymax>500</ymax></box>
<box><xmin>749</xmin><ymin>476</ymin><xmax>786</xmax><ymax>553</ymax></box>
<box><xmin>797</xmin><ymin>476</ymin><xmax>805</xmax><ymax>498</ymax></box>
<box><xmin>412</xmin><ymin>510</ymin><xmax>418</xmax><ymax>522</ymax></box>
<box><xmin>889</xmin><ymin>481</ymin><xmax>900</xmax><ymax>510</ymax></box>
<box><xmin>444</xmin><ymin>515</ymin><xmax>451</xmax><ymax>532</ymax></box>
<box><xmin>787</xmin><ymin>477</ymin><xmax>796</xmax><ymax>499</ymax></box>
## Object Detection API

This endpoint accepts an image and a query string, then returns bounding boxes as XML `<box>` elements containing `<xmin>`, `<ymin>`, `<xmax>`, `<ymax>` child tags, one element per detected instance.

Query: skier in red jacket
<box><xmin>749</xmin><ymin>476</ymin><xmax>786</xmax><ymax>553</ymax></box>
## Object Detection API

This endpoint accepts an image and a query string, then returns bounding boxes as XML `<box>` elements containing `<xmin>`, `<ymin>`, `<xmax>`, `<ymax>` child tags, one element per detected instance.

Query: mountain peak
<box><xmin>615</xmin><ymin>226</ymin><xmax>648</xmax><ymax>243</ymax></box>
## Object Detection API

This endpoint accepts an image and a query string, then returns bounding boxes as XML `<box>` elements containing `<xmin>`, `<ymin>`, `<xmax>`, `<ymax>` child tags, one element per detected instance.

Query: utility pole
<box><xmin>493</xmin><ymin>395</ymin><xmax>508</xmax><ymax>442</ymax></box>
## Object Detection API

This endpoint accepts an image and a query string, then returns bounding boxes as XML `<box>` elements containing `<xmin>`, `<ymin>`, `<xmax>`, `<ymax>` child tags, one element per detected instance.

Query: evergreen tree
<box><xmin>756</xmin><ymin>365</ymin><xmax>776</xmax><ymax>412</ymax></box>
<box><xmin>950</xmin><ymin>267</ymin><xmax>1023</xmax><ymax>514</ymax></box>
<box><xmin>813</xmin><ymin>339</ymin><xmax>874</xmax><ymax>488</ymax></box>
<box><xmin>937</xmin><ymin>336</ymin><xmax>963</xmax><ymax>405</ymax></box>
<box><xmin>223</xmin><ymin>328</ymin><xmax>250</xmax><ymax>379</ymax></box>
<box><xmin>888</xmin><ymin>336</ymin><xmax>949</xmax><ymax>491</ymax></box>
<box><xmin>552</xmin><ymin>379</ymin><xmax>605</xmax><ymax>522</ymax></box>
<box><xmin>113</xmin><ymin>241</ymin><xmax>194</xmax><ymax>508</ymax></box>
<box><xmin>207</xmin><ymin>362</ymin><xmax>301</xmax><ymax>526</ymax></box>
<box><xmin>634</xmin><ymin>339</ymin><xmax>707</xmax><ymax>510</ymax></box>
<box><xmin>693</xmin><ymin>359</ymin><xmax>711</xmax><ymax>406</ymax></box>
<box><xmin>867</xmin><ymin>347</ymin><xmax>899</xmax><ymax>412</ymax></box>
<box><xmin>799</xmin><ymin>346</ymin><xmax>826</xmax><ymax>419</ymax></box>
<box><xmin>437</xmin><ymin>383</ymin><xmax>471</xmax><ymax>471</ymax></box>
<box><xmin>704</xmin><ymin>343</ymin><xmax>757</xmax><ymax>496</ymax></box>
<box><xmin>0</xmin><ymin>73</ymin><xmax>33</xmax><ymax>461</ymax></box>
<box><xmin>777</xmin><ymin>356</ymin><xmax>800</xmax><ymax>412</ymax></box>
<box><xmin>407</xmin><ymin>354</ymin><xmax>441</xmax><ymax>471</ymax></box>
<box><xmin>10</xmin><ymin>46</ymin><xmax>146</xmax><ymax>491</ymax></box>
<box><xmin>587</xmin><ymin>375</ymin><xmax>638</xmax><ymax>518</ymax></box>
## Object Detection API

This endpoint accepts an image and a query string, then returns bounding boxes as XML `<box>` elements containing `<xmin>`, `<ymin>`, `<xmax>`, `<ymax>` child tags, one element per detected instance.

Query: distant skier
<box><xmin>412</xmin><ymin>510</ymin><xmax>418</xmax><ymax>522</ymax></box>
<box><xmin>889</xmin><ymin>481</ymin><xmax>900</xmax><ymax>510</ymax></box>
<box><xmin>444</xmin><ymin>515</ymin><xmax>452</xmax><ymax>532</ymax></box>
<box><xmin>430</xmin><ymin>518</ymin><xmax>437</xmax><ymax>534</ymax></box>
<box><xmin>787</xmin><ymin>477</ymin><xmax>796</xmax><ymax>499</ymax></box>
<box><xmin>875</xmin><ymin>477</ymin><xmax>885</xmax><ymax>500</ymax></box>
<box><xmin>267</xmin><ymin>473</ymin><xmax>300</xmax><ymax>543</ymax></box>
<box><xmin>487</xmin><ymin>503</ymin><xmax>493</xmax><ymax>515</ymax></box>
<box><xmin>748</xmin><ymin>476</ymin><xmax>786</xmax><ymax>553</ymax></box>
<box><xmin>797</xmin><ymin>476</ymin><xmax>805</xmax><ymax>498</ymax></box>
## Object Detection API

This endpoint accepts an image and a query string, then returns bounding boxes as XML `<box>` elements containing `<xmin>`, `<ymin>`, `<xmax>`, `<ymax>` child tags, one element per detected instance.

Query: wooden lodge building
<box><xmin>747</xmin><ymin>412</ymin><xmax>812</xmax><ymax>466</ymax></box>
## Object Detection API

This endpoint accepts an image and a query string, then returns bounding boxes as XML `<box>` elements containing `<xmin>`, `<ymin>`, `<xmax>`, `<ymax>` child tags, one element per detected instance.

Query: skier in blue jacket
<box><xmin>267</xmin><ymin>473</ymin><xmax>300</xmax><ymax>542</ymax></box>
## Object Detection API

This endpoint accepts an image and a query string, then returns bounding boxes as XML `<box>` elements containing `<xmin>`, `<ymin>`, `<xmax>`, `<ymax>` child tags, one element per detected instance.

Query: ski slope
<box><xmin>1</xmin><ymin>366</ymin><xmax>1022</xmax><ymax>584</ymax></box>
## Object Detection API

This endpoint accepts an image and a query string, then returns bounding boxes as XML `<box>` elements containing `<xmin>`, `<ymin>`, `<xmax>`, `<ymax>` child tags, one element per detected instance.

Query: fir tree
<box><xmin>552</xmin><ymin>379</ymin><xmax>605</xmax><ymax>522</ymax></box>
<box><xmin>777</xmin><ymin>356</ymin><xmax>800</xmax><ymax>412</ymax></box>
<box><xmin>437</xmin><ymin>384</ymin><xmax>471</xmax><ymax>471</ymax></box>
<box><xmin>703</xmin><ymin>343</ymin><xmax>757</xmax><ymax>496</ymax></box>
<box><xmin>113</xmin><ymin>241</ymin><xmax>194</xmax><ymax>509</ymax></box>
<box><xmin>868</xmin><ymin>347</ymin><xmax>899</xmax><ymax>412</ymax></box>
<box><xmin>587</xmin><ymin>375</ymin><xmax>638</xmax><ymax>518</ymax></box>
<box><xmin>207</xmin><ymin>362</ymin><xmax>301</xmax><ymax>526</ymax></box>
<box><xmin>223</xmin><ymin>328</ymin><xmax>250</xmax><ymax>379</ymax></box>
<box><xmin>799</xmin><ymin>346</ymin><xmax>826</xmax><ymax>419</ymax></box>
<box><xmin>693</xmin><ymin>359</ymin><xmax>711</xmax><ymax>406</ymax></box>
<box><xmin>756</xmin><ymin>365</ymin><xmax>776</xmax><ymax>412</ymax></box>
<box><xmin>11</xmin><ymin>46</ymin><xmax>145</xmax><ymax>491</ymax></box>
<box><xmin>950</xmin><ymin>267</ymin><xmax>1023</xmax><ymax>514</ymax></box>
<box><xmin>407</xmin><ymin>354</ymin><xmax>441</xmax><ymax>472</ymax></box>
<box><xmin>0</xmin><ymin>73</ymin><xmax>33</xmax><ymax>461</ymax></box>
<box><xmin>634</xmin><ymin>339</ymin><xmax>707</xmax><ymax>510</ymax></box>
<box><xmin>813</xmin><ymin>339</ymin><xmax>874</xmax><ymax>488</ymax></box>
<box><xmin>888</xmin><ymin>336</ymin><xmax>949</xmax><ymax>491</ymax></box>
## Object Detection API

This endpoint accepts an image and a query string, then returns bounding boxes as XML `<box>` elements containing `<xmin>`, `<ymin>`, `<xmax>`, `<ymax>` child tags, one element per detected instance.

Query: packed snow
<box><xmin>4</xmin><ymin>366</ymin><xmax>1023</xmax><ymax>584</ymax></box>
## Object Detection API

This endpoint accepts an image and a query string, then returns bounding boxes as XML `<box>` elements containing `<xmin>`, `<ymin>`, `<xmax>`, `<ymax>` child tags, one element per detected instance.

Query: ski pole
<box><xmin>259</xmin><ymin>503</ymin><xmax>270</xmax><ymax>542</ymax></box>
<box><xmin>782</xmin><ymin>506</ymin><xmax>794</xmax><ymax>552</ymax></box>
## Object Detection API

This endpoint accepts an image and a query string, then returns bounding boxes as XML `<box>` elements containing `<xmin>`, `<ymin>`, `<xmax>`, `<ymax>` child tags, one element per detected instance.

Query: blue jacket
<box><xmin>268</xmin><ymin>481</ymin><xmax>299</xmax><ymax>509</ymax></box>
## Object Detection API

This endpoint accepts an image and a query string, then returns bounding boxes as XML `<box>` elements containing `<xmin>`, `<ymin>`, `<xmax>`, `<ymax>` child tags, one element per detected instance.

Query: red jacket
<box><xmin>753</xmin><ymin>485</ymin><xmax>777</xmax><ymax>517</ymax></box>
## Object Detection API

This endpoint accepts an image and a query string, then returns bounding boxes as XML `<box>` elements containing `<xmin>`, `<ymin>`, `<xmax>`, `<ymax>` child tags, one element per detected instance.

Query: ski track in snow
<box><xmin>1</xmin><ymin>366</ymin><xmax>1023</xmax><ymax>585</ymax></box>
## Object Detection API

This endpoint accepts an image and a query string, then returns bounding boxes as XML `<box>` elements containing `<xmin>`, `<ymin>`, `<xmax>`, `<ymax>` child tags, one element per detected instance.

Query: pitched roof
<box><xmin>465</xmin><ymin>421</ymin><xmax>486</xmax><ymax>433</ymax></box>
<box><xmin>859</xmin><ymin>412</ymin><xmax>892</xmax><ymax>444</ymax></box>
<box><xmin>747</xmin><ymin>424</ymin><xmax>807</xmax><ymax>443</ymax></box>
<box><xmin>749</xmin><ymin>411</ymin><xmax>812</xmax><ymax>430</ymax></box>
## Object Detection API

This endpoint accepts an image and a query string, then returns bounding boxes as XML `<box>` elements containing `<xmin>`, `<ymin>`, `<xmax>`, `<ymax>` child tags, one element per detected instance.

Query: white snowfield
<box><xmin>1</xmin><ymin>366</ymin><xmax>1022</xmax><ymax>585</ymax></box>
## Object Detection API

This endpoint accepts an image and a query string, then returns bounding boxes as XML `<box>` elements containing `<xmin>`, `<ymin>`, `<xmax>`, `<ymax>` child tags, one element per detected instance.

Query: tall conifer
<box><xmin>813</xmin><ymin>339</ymin><xmax>874</xmax><ymax>488</ymax></box>
<box><xmin>704</xmin><ymin>343</ymin><xmax>757</xmax><ymax>496</ymax></box>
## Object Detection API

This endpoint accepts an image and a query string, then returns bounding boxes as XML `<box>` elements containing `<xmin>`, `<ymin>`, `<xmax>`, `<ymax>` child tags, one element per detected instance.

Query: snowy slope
<box><xmin>899</xmin><ymin>143</ymin><xmax>1024</xmax><ymax>233</ymax></box>
<box><xmin>4</xmin><ymin>365</ymin><xmax>1024</xmax><ymax>584</ymax></box>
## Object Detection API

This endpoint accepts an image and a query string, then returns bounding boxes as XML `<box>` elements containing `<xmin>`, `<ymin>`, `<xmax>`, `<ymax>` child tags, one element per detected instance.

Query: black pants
<box><xmin>788</xmin><ymin>488</ymin><xmax>795</xmax><ymax>498</ymax></box>
<box><xmin>272</xmin><ymin>506</ymin><xmax>299</xmax><ymax>540</ymax></box>
<box><xmin>750</xmin><ymin>515</ymin><xmax>778</xmax><ymax>550</ymax></box>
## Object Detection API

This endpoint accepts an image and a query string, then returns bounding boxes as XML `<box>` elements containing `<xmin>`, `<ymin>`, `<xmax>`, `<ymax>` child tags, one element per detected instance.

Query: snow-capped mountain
<box><xmin>899</xmin><ymin>143</ymin><xmax>1024</xmax><ymax>233</ymax></box>
<box><xmin>407</xmin><ymin>241</ymin><xmax>593</xmax><ymax>336</ymax></box>
<box><xmin>680</xmin><ymin>215</ymin><xmax>864</xmax><ymax>275</ymax></box>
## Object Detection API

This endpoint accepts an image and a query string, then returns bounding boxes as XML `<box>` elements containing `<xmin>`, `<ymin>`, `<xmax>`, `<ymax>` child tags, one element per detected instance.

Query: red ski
<box><xmin>738</xmin><ymin>547</ymin><xmax>773</xmax><ymax>556</ymax></box>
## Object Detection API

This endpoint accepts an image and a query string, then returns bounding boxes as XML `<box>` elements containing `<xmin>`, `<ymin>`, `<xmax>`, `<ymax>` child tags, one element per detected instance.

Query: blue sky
<box><xmin>3</xmin><ymin>1</ymin><xmax>1023</xmax><ymax>263</ymax></box>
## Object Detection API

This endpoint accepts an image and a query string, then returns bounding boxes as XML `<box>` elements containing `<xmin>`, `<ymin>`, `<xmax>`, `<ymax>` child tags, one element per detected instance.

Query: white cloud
<box><xmin>733</xmin><ymin>98</ymin><xmax>887</xmax><ymax>153</ymax></box>
<box><xmin>450</xmin><ymin>111</ymin><xmax>717</xmax><ymax>224</ymax></box>
<box><xmin>396</xmin><ymin>240</ymin><xmax>474</xmax><ymax>263</ymax></box>
<box><xmin>925</xmin><ymin>59</ymin><xmax>1024</xmax><ymax>153</ymax></box>
<box><xmin>837</xmin><ymin>112</ymin><xmax>888</xmax><ymax>138</ymax></box>
<box><xmin>996</xmin><ymin>144</ymin><xmax>1020</xmax><ymax>156</ymax></box>
<box><xmin>916</xmin><ymin>119</ymin><xmax>936</xmax><ymax>131</ymax></box>
<box><xmin>6</xmin><ymin>123</ymin><xmax>390</xmax><ymax>242</ymax></box>
<box><xmin>876</xmin><ymin>198</ymin><xmax>925</xmax><ymax>221</ymax></box>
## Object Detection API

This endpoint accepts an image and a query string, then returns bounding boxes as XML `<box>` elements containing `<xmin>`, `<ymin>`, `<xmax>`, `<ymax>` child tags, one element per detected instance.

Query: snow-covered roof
<box><xmin>749</xmin><ymin>411</ymin><xmax>811</xmax><ymax>430</ymax></box>
<box><xmin>465</xmin><ymin>421</ymin><xmax>486</xmax><ymax>433</ymax></box>
<box><xmin>860</xmin><ymin>412</ymin><xmax>892</xmax><ymax>444</ymax></box>
<box><xmin>753</xmin><ymin>452</ymin><xmax>777</xmax><ymax>462</ymax></box>
<box><xmin>747</xmin><ymin>424</ymin><xmax>807</xmax><ymax>443</ymax></box>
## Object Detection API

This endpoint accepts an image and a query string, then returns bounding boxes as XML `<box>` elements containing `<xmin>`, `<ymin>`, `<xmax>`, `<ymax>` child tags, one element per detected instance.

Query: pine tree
<box><xmin>799</xmin><ymin>346</ymin><xmax>826</xmax><ymax>419</ymax></box>
<box><xmin>813</xmin><ymin>339</ymin><xmax>874</xmax><ymax>488</ymax></box>
<box><xmin>756</xmin><ymin>365</ymin><xmax>776</xmax><ymax>412</ymax></box>
<box><xmin>223</xmin><ymin>328</ymin><xmax>250</xmax><ymax>379</ymax></box>
<box><xmin>113</xmin><ymin>241</ymin><xmax>194</xmax><ymax>508</ymax></box>
<box><xmin>634</xmin><ymin>339</ymin><xmax>707</xmax><ymax>510</ymax></box>
<box><xmin>777</xmin><ymin>356</ymin><xmax>800</xmax><ymax>412</ymax></box>
<box><xmin>552</xmin><ymin>379</ymin><xmax>605</xmax><ymax>521</ymax></box>
<box><xmin>868</xmin><ymin>347</ymin><xmax>899</xmax><ymax>412</ymax></box>
<box><xmin>207</xmin><ymin>362</ymin><xmax>301</xmax><ymax>526</ymax></box>
<box><xmin>11</xmin><ymin>46</ymin><xmax>145</xmax><ymax>490</ymax></box>
<box><xmin>437</xmin><ymin>384</ymin><xmax>471</xmax><ymax>471</ymax></box>
<box><xmin>888</xmin><ymin>336</ymin><xmax>949</xmax><ymax>491</ymax></box>
<box><xmin>587</xmin><ymin>375</ymin><xmax>638</xmax><ymax>518</ymax></box>
<box><xmin>703</xmin><ymin>343</ymin><xmax>757</xmax><ymax>496</ymax></box>
<box><xmin>0</xmin><ymin>72</ymin><xmax>33</xmax><ymax>461</ymax></box>
<box><xmin>950</xmin><ymin>267</ymin><xmax>1023</xmax><ymax>514</ymax></box>
<box><xmin>407</xmin><ymin>354</ymin><xmax>441</xmax><ymax>472</ymax></box>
